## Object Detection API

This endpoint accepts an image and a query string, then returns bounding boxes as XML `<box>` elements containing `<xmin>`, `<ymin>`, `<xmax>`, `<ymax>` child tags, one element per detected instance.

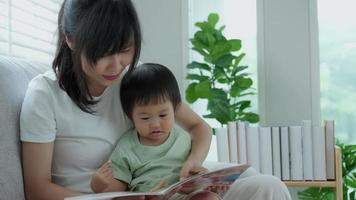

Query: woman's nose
<box><xmin>109</xmin><ymin>54</ymin><xmax>124</xmax><ymax>71</ymax></box>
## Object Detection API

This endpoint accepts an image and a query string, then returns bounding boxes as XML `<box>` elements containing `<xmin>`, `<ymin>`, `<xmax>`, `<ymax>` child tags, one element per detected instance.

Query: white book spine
<box><xmin>289</xmin><ymin>126</ymin><xmax>303</xmax><ymax>180</ymax></box>
<box><xmin>280</xmin><ymin>127</ymin><xmax>290</xmax><ymax>180</ymax></box>
<box><xmin>227</xmin><ymin>122</ymin><xmax>238</xmax><ymax>163</ymax></box>
<box><xmin>246</xmin><ymin>127</ymin><xmax>260</xmax><ymax>172</ymax></box>
<box><xmin>272</xmin><ymin>127</ymin><xmax>281</xmax><ymax>179</ymax></box>
<box><xmin>324</xmin><ymin>120</ymin><xmax>335</xmax><ymax>180</ymax></box>
<box><xmin>302</xmin><ymin>120</ymin><xmax>313</xmax><ymax>180</ymax></box>
<box><xmin>312</xmin><ymin>126</ymin><xmax>327</xmax><ymax>180</ymax></box>
<box><xmin>237</xmin><ymin>122</ymin><xmax>247</xmax><ymax>164</ymax></box>
<box><xmin>216</xmin><ymin>127</ymin><xmax>230</xmax><ymax>162</ymax></box>
<box><xmin>259</xmin><ymin>127</ymin><xmax>273</xmax><ymax>175</ymax></box>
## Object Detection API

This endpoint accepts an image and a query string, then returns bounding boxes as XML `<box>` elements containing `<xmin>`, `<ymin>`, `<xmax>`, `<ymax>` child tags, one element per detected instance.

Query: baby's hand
<box><xmin>180</xmin><ymin>160</ymin><xmax>208</xmax><ymax>180</ymax></box>
<box><xmin>90</xmin><ymin>160</ymin><xmax>113</xmax><ymax>193</ymax></box>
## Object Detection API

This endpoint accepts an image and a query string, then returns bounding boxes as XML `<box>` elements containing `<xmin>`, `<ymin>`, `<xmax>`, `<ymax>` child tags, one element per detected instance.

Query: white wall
<box><xmin>131</xmin><ymin>0</ymin><xmax>189</xmax><ymax>97</ymax></box>
<box><xmin>257</xmin><ymin>0</ymin><xmax>320</xmax><ymax>127</ymax></box>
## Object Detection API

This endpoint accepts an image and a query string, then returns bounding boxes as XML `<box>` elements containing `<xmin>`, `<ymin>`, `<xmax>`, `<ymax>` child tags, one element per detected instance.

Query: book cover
<box><xmin>215</xmin><ymin>127</ymin><xmax>230</xmax><ymax>162</ymax></box>
<box><xmin>259</xmin><ymin>127</ymin><xmax>273</xmax><ymax>175</ymax></box>
<box><xmin>324</xmin><ymin>120</ymin><xmax>335</xmax><ymax>180</ymax></box>
<box><xmin>289</xmin><ymin>126</ymin><xmax>303</xmax><ymax>180</ymax></box>
<box><xmin>312</xmin><ymin>126</ymin><xmax>326</xmax><ymax>180</ymax></box>
<box><xmin>280</xmin><ymin>126</ymin><xmax>290</xmax><ymax>180</ymax></box>
<box><xmin>271</xmin><ymin>127</ymin><xmax>281</xmax><ymax>178</ymax></box>
<box><xmin>228</xmin><ymin>122</ymin><xmax>238</xmax><ymax>163</ymax></box>
<box><xmin>301</xmin><ymin>120</ymin><xmax>313</xmax><ymax>180</ymax></box>
<box><xmin>237</xmin><ymin>121</ymin><xmax>247</xmax><ymax>164</ymax></box>
<box><xmin>246</xmin><ymin>126</ymin><xmax>260</xmax><ymax>172</ymax></box>
<box><xmin>64</xmin><ymin>164</ymin><xmax>250</xmax><ymax>200</ymax></box>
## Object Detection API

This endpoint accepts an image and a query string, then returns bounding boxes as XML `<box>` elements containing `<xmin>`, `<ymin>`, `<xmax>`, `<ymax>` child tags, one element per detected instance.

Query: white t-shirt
<box><xmin>20</xmin><ymin>70</ymin><xmax>132</xmax><ymax>193</ymax></box>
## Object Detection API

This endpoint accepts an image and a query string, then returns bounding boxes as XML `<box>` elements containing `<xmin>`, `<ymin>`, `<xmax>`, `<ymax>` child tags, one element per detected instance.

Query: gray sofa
<box><xmin>0</xmin><ymin>56</ymin><xmax>49</xmax><ymax>199</ymax></box>
<box><xmin>0</xmin><ymin>56</ymin><xmax>234</xmax><ymax>199</ymax></box>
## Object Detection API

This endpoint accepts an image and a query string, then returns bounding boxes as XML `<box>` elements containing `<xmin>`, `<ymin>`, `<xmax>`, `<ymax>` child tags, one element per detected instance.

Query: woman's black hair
<box><xmin>120</xmin><ymin>63</ymin><xmax>182</xmax><ymax>120</ymax></box>
<box><xmin>53</xmin><ymin>0</ymin><xmax>141</xmax><ymax>113</ymax></box>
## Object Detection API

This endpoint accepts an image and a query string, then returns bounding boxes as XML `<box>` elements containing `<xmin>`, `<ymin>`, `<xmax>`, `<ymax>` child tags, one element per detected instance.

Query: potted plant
<box><xmin>185</xmin><ymin>13</ymin><xmax>259</xmax><ymax>126</ymax></box>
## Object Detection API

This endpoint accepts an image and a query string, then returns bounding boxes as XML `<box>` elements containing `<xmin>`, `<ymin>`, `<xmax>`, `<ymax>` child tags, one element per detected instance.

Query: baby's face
<box><xmin>131</xmin><ymin>100</ymin><xmax>175</xmax><ymax>146</ymax></box>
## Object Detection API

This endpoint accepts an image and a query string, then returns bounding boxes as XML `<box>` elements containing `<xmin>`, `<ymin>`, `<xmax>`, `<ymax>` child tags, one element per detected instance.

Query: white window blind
<box><xmin>0</xmin><ymin>0</ymin><xmax>61</xmax><ymax>63</ymax></box>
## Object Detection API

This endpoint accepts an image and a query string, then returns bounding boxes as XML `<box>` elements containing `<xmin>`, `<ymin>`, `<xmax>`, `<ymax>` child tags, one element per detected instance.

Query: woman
<box><xmin>20</xmin><ymin>0</ymin><xmax>291</xmax><ymax>199</ymax></box>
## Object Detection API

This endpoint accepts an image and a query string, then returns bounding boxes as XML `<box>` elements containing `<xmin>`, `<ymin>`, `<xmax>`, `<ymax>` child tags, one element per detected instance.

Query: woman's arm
<box><xmin>22</xmin><ymin>142</ymin><xmax>81</xmax><ymax>200</ymax></box>
<box><xmin>175</xmin><ymin>102</ymin><xmax>212</xmax><ymax>178</ymax></box>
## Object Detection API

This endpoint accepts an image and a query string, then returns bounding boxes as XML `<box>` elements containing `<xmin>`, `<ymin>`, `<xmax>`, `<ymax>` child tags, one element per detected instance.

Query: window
<box><xmin>0</xmin><ymin>0</ymin><xmax>61</xmax><ymax>63</ymax></box>
<box><xmin>318</xmin><ymin>0</ymin><xmax>356</xmax><ymax>144</ymax></box>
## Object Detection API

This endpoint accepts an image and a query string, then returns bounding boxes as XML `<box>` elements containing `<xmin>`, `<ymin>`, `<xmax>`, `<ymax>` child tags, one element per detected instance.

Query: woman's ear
<box><xmin>65</xmin><ymin>35</ymin><xmax>74</xmax><ymax>50</ymax></box>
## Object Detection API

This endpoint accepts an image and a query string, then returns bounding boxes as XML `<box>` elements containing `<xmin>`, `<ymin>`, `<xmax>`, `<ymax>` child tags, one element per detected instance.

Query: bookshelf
<box><xmin>283</xmin><ymin>146</ymin><xmax>343</xmax><ymax>200</ymax></box>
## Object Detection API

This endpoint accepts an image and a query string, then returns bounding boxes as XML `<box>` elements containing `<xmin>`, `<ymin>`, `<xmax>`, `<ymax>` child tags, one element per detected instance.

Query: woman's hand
<box><xmin>90</xmin><ymin>160</ymin><xmax>113</xmax><ymax>193</ymax></box>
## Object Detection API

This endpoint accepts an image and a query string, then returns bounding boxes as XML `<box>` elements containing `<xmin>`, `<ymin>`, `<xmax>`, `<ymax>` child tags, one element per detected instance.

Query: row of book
<box><xmin>215</xmin><ymin>120</ymin><xmax>335</xmax><ymax>181</ymax></box>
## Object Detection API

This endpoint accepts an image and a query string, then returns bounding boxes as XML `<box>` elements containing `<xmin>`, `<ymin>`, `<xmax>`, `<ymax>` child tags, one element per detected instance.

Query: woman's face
<box><xmin>81</xmin><ymin>45</ymin><xmax>135</xmax><ymax>96</ymax></box>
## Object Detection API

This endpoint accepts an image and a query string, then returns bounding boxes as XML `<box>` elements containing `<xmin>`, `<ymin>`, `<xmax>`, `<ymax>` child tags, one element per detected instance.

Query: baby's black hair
<box><xmin>120</xmin><ymin>63</ymin><xmax>182</xmax><ymax>119</ymax></box>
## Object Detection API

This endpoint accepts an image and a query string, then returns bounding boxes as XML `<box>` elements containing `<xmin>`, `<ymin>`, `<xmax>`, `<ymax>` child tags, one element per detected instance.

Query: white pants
<box><xmin>223</xmin><ymin>167</ymin><xmax>292</xmax><ymax>200</ymax></box>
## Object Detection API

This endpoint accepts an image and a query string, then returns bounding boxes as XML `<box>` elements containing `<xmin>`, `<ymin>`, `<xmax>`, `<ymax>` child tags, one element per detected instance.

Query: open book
<box><xmin>65</xmin><ymin>164</ymin><xmax>249</xmax><ymax>200</ymax></box>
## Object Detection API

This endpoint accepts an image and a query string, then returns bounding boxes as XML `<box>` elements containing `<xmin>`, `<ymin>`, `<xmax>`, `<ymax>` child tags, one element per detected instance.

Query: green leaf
<box><xmin>240</xmin><ymin>112</ymin><xmax>259</xmax><ymax>123</ymax></box>
<box><xmin>232</xmin><ymin>65</ymin><xmax>248</xmax><ymax>76</ymax></box>
<box><xmin>185</xmin><ymin>83</ymin><xmax>198</xmax><ymax>103</ymax></box>
<box><xmin>231</xmin><ymin>78</ymin><xmax>253</xmax><ymax>97</ymax></box>
<box><xmin>211</xmin><ymin>41</ymin><xmax>231</xmax><ymax>61</ymax></box>
<box><xmin>218</xmin><ymin>25</ymin><xmax>226</xmax><ymax>32</ymax></box>
<box><xmin>239</xmin><ymin>92</ymin><xmax>257</xmax><ymax>97</ymax></box>
<box><xmin>208</xmin><ymin>13</ymin><xmax>219</xmax><ymax>28</ymax></box>
<box><xmin>207</xmin><ymin>89</ymin><xmax>233</xmax><ymax>124</ymax></box>
<box><xmin>213</xmin><ymin>65</ymin><xmax>226</xmax><ymax>80</ymax></box>
<box><xmin>195</xmin><ymin>22</ymin><xmax>206</xmax><ymax>30</ymax></box>
<box><xmin>217</xmin><ymin>78</ymin><xmax>229</xmax><ymax>84</ymax></box>
<box><xmin>187</xmin><ymin>61</ymin><xmax>211</xmax><ymax>71</ymax></box>
<box><xmin>192</xmin><ymin>47</ymin><xmax>208</xmax><ymax>57</ymax></box>
<box><xmin>214</xmin><ymin>29</ymin><xmax>226</xmax><ymax>41</ymax></box>
<box><xmin>228</xmin><ymin>39</ymin><xmax>242</xmax><ymax>51</ymax></box>
<box><xmin>206</xmin><ymin>31</ymin><xmax>216</xmax><ymax>46</ymax></box>
<box><xmin>194</xmin><ymin>31</ymin><xmax>210</xmax><ymax>48</ymax></box>
<box><xmin>237</xmin><ymin>77</ymin><xmax>253</xmax><ymax>87</ymax></box>
<box><xmin>238</xmin><ymin>100</ymin><xmax>251</xmax><ymax>111</ymax></box>
<box><xmin>186</xmin><ymin>74</ymin><xmax>209</xmax><ymax>81</ymax></box>
<box><xmin>214</xmin><ymin>54</ymin><xmax>235</xmax><ymax>68</ymax></box>
<box><xmin>232</xmin><ymin>52</ymin><xmax>246</xmax><ymax>65</ymax></box>
<box><xmin>195</xmin><ymin>80</ymin><xmax>211</xmax><ymax>98</ymax></box>
<box><xmin>202</xmin><ymin>113</ymin><xmax>215</xmax><ymax>119</ymax></box>
<box><xmin>298</xmin><ymin>187</ymin><xmax>334</xmax><ymax>200</ymax></box>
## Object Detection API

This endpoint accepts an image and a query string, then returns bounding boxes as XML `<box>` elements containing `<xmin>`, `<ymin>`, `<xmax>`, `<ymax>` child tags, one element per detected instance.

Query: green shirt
<box><xmin>110</xmin><ymin>126</ymin><xmax>191</xmax><ymax>192</ymax></box>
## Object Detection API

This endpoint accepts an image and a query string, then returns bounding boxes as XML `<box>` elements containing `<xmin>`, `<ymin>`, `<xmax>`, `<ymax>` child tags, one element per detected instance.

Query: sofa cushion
<box><xmin>0</xmin><ymin>56</ymin><xmax>49</xmax><ymax>199</ymax></box>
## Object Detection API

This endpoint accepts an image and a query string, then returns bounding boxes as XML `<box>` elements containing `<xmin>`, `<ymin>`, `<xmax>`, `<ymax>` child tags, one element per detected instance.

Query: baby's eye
<box><xmin>159</xmin><ymin>114</ymin><xmax>167</xmax><ymax>118</ymax></box>
<box><xmin>141</xmin><ymin>117</ymin><xmax>149</xmax><ymax>120</ymax></box>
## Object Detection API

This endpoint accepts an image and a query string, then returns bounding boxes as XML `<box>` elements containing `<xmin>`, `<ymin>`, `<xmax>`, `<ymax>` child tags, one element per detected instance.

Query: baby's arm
<box><xmin>91</xmin><ymin>161</ymin><xmax>127</xmax><ymax>193</ymax></box>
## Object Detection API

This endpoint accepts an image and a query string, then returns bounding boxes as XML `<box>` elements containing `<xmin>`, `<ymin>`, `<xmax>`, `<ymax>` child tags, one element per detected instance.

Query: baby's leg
<box><xmin>188</xmin><ymin>190</ymin><xmax>222</xmax><ymax>200</ymax></box>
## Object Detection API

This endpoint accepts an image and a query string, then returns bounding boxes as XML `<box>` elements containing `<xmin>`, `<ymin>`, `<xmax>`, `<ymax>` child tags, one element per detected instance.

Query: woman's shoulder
<box><xmin>25</xmin><ymin>70</ymin><xmax>66</xmax><ymax>105</ymax></box>
<box><xmin>28</xmin><ymin>70</ymin><xmax>58</xmax><ymax>91</ymax></box>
